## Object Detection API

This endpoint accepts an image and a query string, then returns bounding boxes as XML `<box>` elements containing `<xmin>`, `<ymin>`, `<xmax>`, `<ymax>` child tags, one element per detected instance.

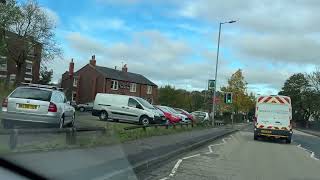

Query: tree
<box><xmin>3</xmin><ymin>0</ymin><xmax>61</xmax><ymax>84</ymax></box>
<box><xmin>221</xmin><ymin>69</ymin><xmax>254</xmax><ymax>114</ymax></box>
<box><xmin>307</xmin><ymin>67</ymin><xmax>320</xmax><ymax>93</ymax></box>
<box><xmin>0</xmin><ymin>0</ymin><xmax>20</xmax><ymax>58</ymax></box>
<box><xmin>278</xmin><ymin>73</ymin><xmax>313</xmax><ymax>126</ymax></box>
<box><xmin>38</xmin><ymin>66</ymin><xmax>52</xmax><ymax>85</ymax></box>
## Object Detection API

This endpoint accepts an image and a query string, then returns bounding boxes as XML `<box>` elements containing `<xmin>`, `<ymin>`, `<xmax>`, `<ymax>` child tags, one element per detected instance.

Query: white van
<box><xmin>92</xmin><ymin>93</ymin><xmax>166</xmax><ymax>125</ymax></box>
<box><xmin>254</xmin><ymin>95</ymin><xmax>293</xmax><ymax>143</ymax></box>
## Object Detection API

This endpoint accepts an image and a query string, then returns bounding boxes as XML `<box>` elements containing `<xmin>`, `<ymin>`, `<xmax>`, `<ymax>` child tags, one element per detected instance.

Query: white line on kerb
<box><xmin>182</xmin><ymin>153</ymin><xmax>201</xmax><ymax>160</ymax></box>
<box><xmin>297</xmin><ymin>144</ymin><xmax>319</xmax><ymax>160</ymax></box>
<box><xmin>159</xmin><ymin>135</ymin><xmax>234</xmax><ymax>179</ymax></box>
<box><xmin>169</xmin><ymin>159</ymin><xmax>183</xmax><ymax>177</ymax></box>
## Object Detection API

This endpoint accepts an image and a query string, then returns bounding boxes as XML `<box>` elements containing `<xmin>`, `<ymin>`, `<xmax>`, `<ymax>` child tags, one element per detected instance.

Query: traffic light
<box><xmin>224</xmin><ymin>92</ymin><xmax>232</xmax><ymax>104</ymax></box>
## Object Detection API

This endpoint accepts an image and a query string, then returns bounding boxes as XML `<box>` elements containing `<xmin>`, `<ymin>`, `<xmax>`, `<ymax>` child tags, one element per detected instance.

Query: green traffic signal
<box><xmin>225</xmin><ymin>93</ymin><xmax>233</xmax><ymax>104</ymax></box>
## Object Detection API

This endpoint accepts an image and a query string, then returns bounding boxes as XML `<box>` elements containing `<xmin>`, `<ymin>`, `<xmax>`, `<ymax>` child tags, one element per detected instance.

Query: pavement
<box><xmin>4</xmin><ymin>124</ymin><xmax>242</xmax><ymax>180</ymax></box>
<box><xmin>141</xmin><ymin>126</ymin><xmax>320</xmax><ymax>180</ymax></box>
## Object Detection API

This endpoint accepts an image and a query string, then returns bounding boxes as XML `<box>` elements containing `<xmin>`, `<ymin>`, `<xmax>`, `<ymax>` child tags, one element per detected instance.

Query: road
<box><xmin>140</xmin><ymin>126</ymin><xmax>320</xmax><ymax>180</ymax></box>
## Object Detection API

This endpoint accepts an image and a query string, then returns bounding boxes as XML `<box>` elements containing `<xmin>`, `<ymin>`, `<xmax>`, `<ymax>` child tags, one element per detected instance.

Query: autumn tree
<box><xmin>221</xmin><ymin>69</ymin><xmax>254</xmax><ymax>114</ymax></box>
<box><xmin>2</xmin><ymin>0</ymin><xmax>61</xmax><ymax>84</ymax></box>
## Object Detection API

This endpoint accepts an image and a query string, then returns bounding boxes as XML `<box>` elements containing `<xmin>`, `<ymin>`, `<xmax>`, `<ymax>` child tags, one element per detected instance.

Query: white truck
<box><xmin>254</xmin><ymin>95</ymin><xmax>293</xmax><ymax>143</ymax></box>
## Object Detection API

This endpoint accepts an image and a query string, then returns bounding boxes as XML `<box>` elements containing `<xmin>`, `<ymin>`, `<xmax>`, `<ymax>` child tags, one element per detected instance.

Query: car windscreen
<box><xmin>136</xmin><ymin>98</ymin><xmax>155</xmax><ymax>109</ymax></box>
<box><xmin>10</xmin><ymin>88</ymin><xmax>52</xmax><ymax>101</ymax></box>
<box><xmin>167</xmin><ymin>107</ymin><xmax>178</xmax><ymax>114</ymax></box>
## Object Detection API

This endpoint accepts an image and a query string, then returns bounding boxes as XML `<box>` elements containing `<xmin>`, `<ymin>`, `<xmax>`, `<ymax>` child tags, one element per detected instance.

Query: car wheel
<box><xmin>99</xmin><ymin>111</ymin><xmax>108</xmax><ymax>121</ymax></box>
<box><xmin>59</xmin><ymin>116</ymin><xmax>65</xmax><ymax>129</ymax></box>
<box><xmin>79</xmin><ymin>107</ymin><xmax>85</xmax><ymax>112</ymax></box>
<box><xmin>254</xmin><ymin>135</ymin><xmax>258</xmax><ymax>140</ymax></box>
<box><xmin>67</xmin><ymin>113</ymin><xmax>75</xmax><ymax>127</ymax></box>
<box><xmin>140</xmin><ymin>116</ymin><xmax>150</xmax><ymax>126</ymax></box>
<box><xmin>285</xmin><ymin>137</ymin><xmax>291</xmax><ymax>144</ymax></box>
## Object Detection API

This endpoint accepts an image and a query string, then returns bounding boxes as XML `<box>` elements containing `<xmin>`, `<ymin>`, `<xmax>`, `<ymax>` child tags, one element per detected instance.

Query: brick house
<box><xmin>0</xmin><ymin>30</ymin><xmax>41</xmax><ymax>84</ymax></box>
<box><xmin>61</xmin><ymin>55</ymin><xmax>158</xmax><ymax>104</ymax></box>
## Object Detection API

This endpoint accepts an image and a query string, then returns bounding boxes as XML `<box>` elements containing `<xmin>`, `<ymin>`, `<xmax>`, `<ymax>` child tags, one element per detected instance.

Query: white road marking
<box><xmin>208</xmin><ymin>138</ymin><xmax>228</xmax><ymax>153</ymax></box>
<box><xmin>169</xmin><ymin>159</ymin><xmax>183</xmax><ymax>177</ymax></box>
<box><xmin>159</xmin><ymin>177</ymin><xmax>169</xmax><ymax>180</ymax></box>
<box><xmin>159</xmin><ymin>135</ymin><xmax>234</xmax><ymax>179</ymax></box>
<box><xmin>182</xmin><ymin>153</ymin><xmax>201</xmax><ymax>160</ymax></box>
<box><xmin>297</xmin><ymin>144</ymin><xmax>319</xmax><ymax>161</ymax></box>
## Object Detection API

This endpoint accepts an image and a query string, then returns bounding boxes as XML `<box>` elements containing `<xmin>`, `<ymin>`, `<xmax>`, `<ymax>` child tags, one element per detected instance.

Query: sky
<box><xmin>34</xmin><ymin>0</ymin><xmax>319</xmax><ymax>95</ymax></box>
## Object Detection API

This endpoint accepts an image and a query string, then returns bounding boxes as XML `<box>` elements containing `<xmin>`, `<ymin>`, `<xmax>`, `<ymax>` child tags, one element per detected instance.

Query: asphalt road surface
<box><xmin>141</xmin><ymin>126</ymin><xmax>320</xmax><ymax>180</ymax></box>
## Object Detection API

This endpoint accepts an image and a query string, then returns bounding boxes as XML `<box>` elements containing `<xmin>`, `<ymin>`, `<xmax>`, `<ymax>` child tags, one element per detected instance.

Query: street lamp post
<box><xmin>212</xmin><ymin>20</ymin><xmax>236</xmax><ymax>127</ymax></box>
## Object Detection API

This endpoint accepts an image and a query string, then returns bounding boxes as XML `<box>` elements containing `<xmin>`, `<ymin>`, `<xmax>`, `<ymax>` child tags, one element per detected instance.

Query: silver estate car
<box><xmin>1</xmin><ymin>84</ymin><xmax>75</xmax><ymax>128</ymax></box>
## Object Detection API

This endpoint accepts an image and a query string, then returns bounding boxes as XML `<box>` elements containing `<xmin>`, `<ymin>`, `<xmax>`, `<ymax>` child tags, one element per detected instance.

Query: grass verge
<box><xmin>1</xmin><ymin>114</ymin><xmax>213</xmax><ymax>154</ymax></box>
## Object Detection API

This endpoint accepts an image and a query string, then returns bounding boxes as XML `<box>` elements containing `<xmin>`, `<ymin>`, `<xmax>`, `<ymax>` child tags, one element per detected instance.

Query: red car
<box><xmin>174</xmin><ymin>108</ymin><xmax>194</xmax><ymax>122</ymax></box>
<box><xmin>156</xmin><ymin>106</ymin><xmax>181</xmax><ymax>124</ymax></box>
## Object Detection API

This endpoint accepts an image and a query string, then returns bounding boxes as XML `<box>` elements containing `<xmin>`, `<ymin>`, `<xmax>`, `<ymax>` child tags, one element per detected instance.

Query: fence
<box><xmin>124</xmin><ymin>121</ymin><xmax>225</xmax><ymax>131</ymax></box>
<box><xmin>0</xmin><ymin>127</ymin><xmax>107</xmax><ymax>150</ymax></box>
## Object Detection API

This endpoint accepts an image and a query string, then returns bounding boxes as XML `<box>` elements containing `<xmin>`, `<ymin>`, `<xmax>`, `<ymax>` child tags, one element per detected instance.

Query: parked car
<box><xmin>153</xmin><ymin>106</ymin><xmax>168</xmax><ymax>124</ymax></box>
<box><xmin>166</xmin><ymin>107</ymin><xmax>191</xmax><ymax>123</ymax></box>
<box><xmin>92</xmin><ymin>93</ymin><xmax>165</xmax><ymax>125</ymax></box>
<box><xmin>155</xmin><ymin>106</ymin><xmax>181</xmax><ymax>124</ymax></box>
<box><xmin>191</xmin><ymin>111</ymin><xmax>209</xmax><ymax>122</ymax></box>
<box><xmin>77</xmin><ymin>102</ymin><xmax>94</xmax><ymax>112</ymax></box>
<box><xmin>174</xmin><ymin>108</ymin><xmax>194</xmax><ymax>122</ymax></box>
<box><xmin>1</xmin><ymin>84</ymin><xmax>75</xmax><ymax>129</ymax></box>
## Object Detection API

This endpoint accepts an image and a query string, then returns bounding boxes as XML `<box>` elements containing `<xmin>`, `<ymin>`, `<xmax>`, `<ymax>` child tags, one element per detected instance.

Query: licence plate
<box><xmin>261</xmin><ymin>130</ymin><xmax>272</xmax><ymax>134</ymax></box>
<box><xmin>18</xmin><ymin>104</ymin><xmax>38</xmax><ymax>110</ymax></box>
<box><xmin>162</xmin><ymin>117</ymin><xmax>166</xmax><ymax>120</ymax></box>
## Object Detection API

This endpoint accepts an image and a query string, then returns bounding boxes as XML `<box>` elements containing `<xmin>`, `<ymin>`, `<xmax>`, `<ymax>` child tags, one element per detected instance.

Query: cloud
<box><xmin>63</xmin><ymin>30</ymin><xmax>305</xmax><ymax>93</ymax></box>
<box><xmin>51</xmin><ymin>0</ymin><xmax>320</xmax><ymax>94</ymax></box>
<box><xmin>75</xmin><ymin>17</ymin><xmax>130</xmax><ymax>32</ymax></box>
<box><xmin>178</xmin><ymin>0</ymin><xmax>320</xmax><ymax>34</ymax></box>
<box><xmin>65</xmin><ymin>32</ymin><xmax>105</xmax><ymax>55</ymax></box>
<box><xmin>63</xmin><ymin>30</ymin><xmax>218</xmax><ymax>90</ymax></box>
<box><xmin>230</xmin><ymin>34</ymin><xmax>320</xmax><ymax>64</ymax></box>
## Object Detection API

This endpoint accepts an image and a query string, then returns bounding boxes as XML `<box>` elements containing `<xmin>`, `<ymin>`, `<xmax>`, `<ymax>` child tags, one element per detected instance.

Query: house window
<box><xmin>130</xmin><ymin>83</ymin><xmax>137</xmax><ymax>92</ymax></box>
<box><xmin>0</xmin><ymin>75</ymin><xmax>6</xmax><ymax>80</ymax></box>
<box><xmin>9</xmin><ymin>74</ymin><xmax>16</xmax><ymax>83</ymax></box>
<box><xmin>25</xmin><ymin>62</ymin><xmax>32</xmax><ymax>75</ymax></box>
<box><xmin>147</xmin><ymin>85</ymin><xmax>152</xmax><ymax>94</ymax></box>
<box><xmin>73</xmin><ymin>77</ymin><xmax>78</xmax><ymax>87</ymax></box>
<box><xmin>111</xmin><ymin>80</ymin><xmax>118</xmax><ymax>90</ymax></box>
<box><xmin>24</xmin><ymin>77</ymin><xmax>32</xmax><ymax>83</ymax></box>
<box><xmin>72</xmin><ymin>91</ymin><xmax>77</xmax><ymax>102</ymax></box>
<box><xmin>0</xmin><ymin>56</ymin><xmax>7</xmax><ymax>71</ymax></box>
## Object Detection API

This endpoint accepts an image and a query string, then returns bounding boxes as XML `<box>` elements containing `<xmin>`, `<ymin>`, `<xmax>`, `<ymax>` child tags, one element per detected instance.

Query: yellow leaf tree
<box><xmin>221</xmin><ymin>69</ymin><xmax>255</xmax><ymax>114</ymax></box>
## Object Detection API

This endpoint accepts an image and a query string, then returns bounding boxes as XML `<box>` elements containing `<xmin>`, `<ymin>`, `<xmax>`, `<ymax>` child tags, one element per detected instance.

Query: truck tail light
<box><xmin>254</xmin><ymin>116</ymin><xmax>257</xmax><ymax>127</ymax></box>
<box><xmin>48</xmin><ymin>102</ymin><xmax>57</xmax><ymax>112</ymax></box>
<box><xmin>2</xmin><ymin>98</ymin><xmax>8</xmax><ymax>108</ymax></box>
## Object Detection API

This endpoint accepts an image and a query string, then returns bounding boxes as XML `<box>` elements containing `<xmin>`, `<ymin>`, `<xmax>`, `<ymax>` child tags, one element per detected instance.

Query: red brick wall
<box><xmin>3</xmin><ymin>31</ymin><xmax>41</xmax><ymax>83</ymax></box>
<box><xmin>61</xmin><ymin>63</ymin><xmax>158</xmax><ymax>104</ymax></box>
<box><xmin>76</xmin><ymin>64</ymin><xmax>102</xmax><ymax>104</ymax></box>
<box><xmin>105</xmin><ymin>78</ymin><xmax>158</xmax><ymax>104</ymax></box>
<box><xmin>105</xmin><ymin>79</ymin><xmax>141</xmax><ymax>97</ymax></box>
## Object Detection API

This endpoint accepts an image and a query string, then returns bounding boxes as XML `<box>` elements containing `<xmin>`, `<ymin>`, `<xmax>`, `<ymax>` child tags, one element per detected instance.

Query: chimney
<box><xmin>122</xmin><ymin>64</ymin><xmax>128</xmax><ymax>72</ymax></box>
<box><xmin>69</xmin><ymin>58</ymin><xmax>74</xmax><ymax>77</ymax></box>
<box><xmin>89</xmin><ymin>55</ymin><xmax>96</xmax><ymax>67</ymax></box>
